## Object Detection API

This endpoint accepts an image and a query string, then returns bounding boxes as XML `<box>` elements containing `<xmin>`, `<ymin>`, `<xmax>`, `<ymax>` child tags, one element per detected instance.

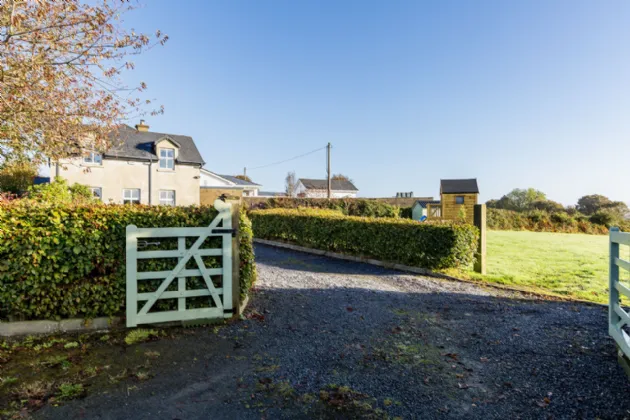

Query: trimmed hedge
<box><xmin>251</xmin><ymin>197</ymin><xmax>400</xmax><ymax>218</ymax></box>
<box><xmin>250</xmin><ymin>208</ymin><xmax>479</xmax><ymax>270</ymax></box>
<box><xmin>0</xmin><ymin>202</ymin><xmax>256</xmax><ymax>320</ymax></box>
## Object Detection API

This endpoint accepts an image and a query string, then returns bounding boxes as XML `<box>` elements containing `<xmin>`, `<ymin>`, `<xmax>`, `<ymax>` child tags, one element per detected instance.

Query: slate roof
<box><xmin>440</xmin><ymin>179</ymin><xmax>479</xmax><ymax>194</ymax></box>
<box><xmin>259</xmin><ymin>191</ymin><xmax>287</xmax><ymax>197</ymax></box>
<box><xmin>413</xmin><ymin>200</ymin><xmax>441</xmax><ymax>208</ymax></box>
<box><xmin>103</xmin><ymin>125</ymin><xmax>204</xmax><ymax>165</ymax></box>
<box><xmin>299</xmin><ymin>178</ymin><xmax>358</xmax><ymax>191</ymax></box>
<box><xmin>218</xmin><ymin>175</ymin><xmax>261</xmax><ymax>186</ymax></box>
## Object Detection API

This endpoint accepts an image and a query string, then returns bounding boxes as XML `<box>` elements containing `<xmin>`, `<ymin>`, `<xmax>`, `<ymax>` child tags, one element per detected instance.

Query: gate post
<box><xmin>474</xmin><ymin>204</ymin><xmax>486</xmax><ymax>274</ymax></box>
<box><xmin>126</xmin><ymin>225</ymin><xmax>138</xmax><ymax>327</ymax></box>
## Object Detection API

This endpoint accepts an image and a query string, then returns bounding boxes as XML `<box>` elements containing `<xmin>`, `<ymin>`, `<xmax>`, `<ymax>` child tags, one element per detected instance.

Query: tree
<box><xmin>0</xmin><ymin>160</ymin><xmax>38</xmax><ymax>194</ymax></box>
<box><xmin>492</xmin><ymin>188</ymin><xmax>547</xmax><ymax>211</ymax></box>
<box><xmin>234</xmin><ymin>174</ymin><xmax>253</xmax><ymax>183</ymax></box>
<box><xmin>577</xmin><ymin>194</ymin><xmax>629</xmax><ymax>216</ymax></box>
<box><xmin>0</xmin><ymin>0</ymin><xmax>168</xmax><ymax>163</ymax></box>
<box><xmin>530</xmin><ymin>199</ymin><xmax>565</xmax><ymax>213</ymax></box>
<box><xmin>332</xmin><ymin>174</ymin><xmax>353</xmax><ymax>183</ymax></box>
<box><xmin>285</xmin><ymin>171</ymin><xmax>298</xmax><ymax>197</ymax></box>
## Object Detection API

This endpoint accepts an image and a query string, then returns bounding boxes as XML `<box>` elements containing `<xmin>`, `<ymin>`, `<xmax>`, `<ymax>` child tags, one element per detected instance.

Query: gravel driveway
<box><xmin>37</xmin><ymin>244</ymin><xmax>630</xmax><ymax>419</ymax></box>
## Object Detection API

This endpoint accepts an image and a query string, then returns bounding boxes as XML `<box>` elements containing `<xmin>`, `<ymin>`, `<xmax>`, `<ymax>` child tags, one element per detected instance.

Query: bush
<box><xmin>251</xmin><ymin>198</ymin><xmax>400</xmax><ymax>218</ymax></box>
<box><xmin>399</xmin><ymin>206</ymin><xmax>412</xmax><ymax>219</ymax></box>
<box><xmin>0</xmin><ymin>202</ymin><xmax>256</xmax><ymax>320</ymax></box>
<box><xmin>589</xmin><ymin>210</ymin><xmax>619</xmax><ymax>227</ymax></box>
<box><xmin>487</xmin><ymin>208</ymin><xmax>608</xmax><ymax>234</ymax></box>
<box><xmin>250</xmin><ymin>208</ymin><xmax>479</xmax><ymax>270</ymax></box>
<box><xmin>27</xmin><ymin>178</ymin><xmax>95</xmax><ymax>204</ymax></box>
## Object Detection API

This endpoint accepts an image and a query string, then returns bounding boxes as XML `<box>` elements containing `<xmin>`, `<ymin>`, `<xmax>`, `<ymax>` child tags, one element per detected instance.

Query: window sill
<box><xmin>156</xmin><ymin>169</ymin><xmax>175</xmax><ymax>173</ymax></box>
<box><xmin>81</xmin><ymin>163</ymin><xmax>103</xmax><ymax>168</ymax></box>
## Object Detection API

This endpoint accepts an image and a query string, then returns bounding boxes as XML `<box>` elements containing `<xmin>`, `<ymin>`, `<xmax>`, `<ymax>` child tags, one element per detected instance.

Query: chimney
<box><xmin>135</xmin><ymin>120</ymin><xmax>149</xmax><ymax>132</ymax></box>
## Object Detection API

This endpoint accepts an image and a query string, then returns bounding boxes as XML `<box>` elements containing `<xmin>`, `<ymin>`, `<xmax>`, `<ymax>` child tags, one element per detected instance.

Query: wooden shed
<box><xmin>440</xmin><ymin>179</ymin><xmax>479</xmax><ymax>223</ymax></box>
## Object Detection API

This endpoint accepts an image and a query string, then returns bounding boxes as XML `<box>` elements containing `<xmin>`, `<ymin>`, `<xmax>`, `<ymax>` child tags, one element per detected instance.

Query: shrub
<box><xmin>0</xmin><ymin>202</ymin><xmax>256</xmax><ymax>320</ymax></box>
<box><xmin>251</xmin><ymin>198</ymin><xmax>400</xmax><ymax>218</ymax></box>
<box><xmin>589</xmin><ymin>210</ymin><xmax>618</xmax><ymax>227</ymax></box>
<box><xmin>399</xmin><ymin>207</ymin><xmax>412</xmax><ymax>219</ymax></box>
<box><xmin>27</xmin><ymin>178</ymin><xmax>95</xmax><ymax>204</ymax></box>
<box><xmin>487</xmin><ymin>208</ymin><xmax>609</xmax><ymax>234</ymax></box>
<box><xmin>250</xmin><ymin>208</ymin><xmax>479</xmax><ymax>270</ymax></box>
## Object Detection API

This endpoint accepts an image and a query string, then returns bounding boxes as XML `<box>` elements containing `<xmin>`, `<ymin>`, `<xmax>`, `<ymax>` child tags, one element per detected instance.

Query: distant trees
<box><xmin>332</xmin><ymin>174</ymin><xmax>353</xmax><ymax>183</ymax></box>
<box><xmin>234</xmin><ymin>175</ymin><xmax>253</xmax><ymax>183</ymax></box>
<box><xmin>486</xmin><ymin>188</ymin><xmax>547</xmax><ymax>211</ymax></box>
<box><xmin>285</xmin><ymin>171</ymin><xmax>299</xmax><ymax>197</ymax></box>
<box><xmin>576</xmin><ymin>194</ymin><xmax>628</xmax><ymax>216</ymax></box>
<box><xmin>0</xmin><ymin>160</ymin><xmax>38</xmax><ymax>194</ymax></box>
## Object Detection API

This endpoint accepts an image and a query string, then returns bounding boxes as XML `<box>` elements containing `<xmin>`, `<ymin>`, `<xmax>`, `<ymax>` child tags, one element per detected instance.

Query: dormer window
<box><xmin>159</xmin><ymin>148</ymin><xmax>175</xmax><ymax>170</ymax></box>
<box><xmin>84</xmin><ymin>152</ymin><xmax>102</xmax><ymax>165</ymax></box>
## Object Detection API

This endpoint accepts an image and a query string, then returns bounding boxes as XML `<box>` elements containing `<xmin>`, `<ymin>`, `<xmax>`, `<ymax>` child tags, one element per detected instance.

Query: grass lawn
<box><xmin>464</xmin><ymin>230</ymin><xmax>629</xmax><ymax>304</ymax></box>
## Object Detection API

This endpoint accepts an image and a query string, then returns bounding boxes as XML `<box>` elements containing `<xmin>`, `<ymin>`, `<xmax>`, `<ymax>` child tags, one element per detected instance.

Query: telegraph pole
<box><xmin>327</xmin><ymin>142</ymin><xmax>331</xmax><ymax>198</ymax></box>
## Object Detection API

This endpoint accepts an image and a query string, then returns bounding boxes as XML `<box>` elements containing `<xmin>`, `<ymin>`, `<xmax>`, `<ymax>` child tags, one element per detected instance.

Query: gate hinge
<box><xmin>212</xmin><ymin>228</ymin><xmax>236</xmax><ymax>237</ymax></box>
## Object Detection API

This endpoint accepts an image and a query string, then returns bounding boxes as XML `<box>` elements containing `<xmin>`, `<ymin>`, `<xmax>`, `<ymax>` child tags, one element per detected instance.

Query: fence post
<box><xmin>610</xmin><ymin>227</ymin><xmax>621</xmax><ymax>330</ymax></box>
<box><xmin>231</xmin><ymin>202</ymin><xmax>241</xmax><ymax>315</ymax></box>
<box><xmin>126</xmin><ymin>225</ymin><xmax>138</xmax><ymax>328</ymax></box>
<box><xmin>474</xmin><ymin>204</ymin><xmax>486</xmax><ymax>274</ymax></box>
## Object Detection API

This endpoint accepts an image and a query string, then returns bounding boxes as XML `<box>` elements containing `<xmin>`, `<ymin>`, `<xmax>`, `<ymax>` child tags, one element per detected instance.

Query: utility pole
<box><xmin>327</xmin><ymin>142</ymin><xmax>331</xmax><ymax>199</ymax></box>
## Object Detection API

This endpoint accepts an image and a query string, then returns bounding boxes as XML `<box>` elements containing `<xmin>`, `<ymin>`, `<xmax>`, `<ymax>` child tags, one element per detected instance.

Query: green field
<box><xmin>465</xmin><ymin>230</ymin><xmax>628</xmax><ymax>304</ymax></box>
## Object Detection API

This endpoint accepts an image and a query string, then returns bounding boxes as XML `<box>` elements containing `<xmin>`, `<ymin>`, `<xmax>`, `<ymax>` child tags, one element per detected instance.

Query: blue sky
<box><xmin>120</xmin><ymin>0</ymin><xmax>630</xmax><ymax>204</ymax></box>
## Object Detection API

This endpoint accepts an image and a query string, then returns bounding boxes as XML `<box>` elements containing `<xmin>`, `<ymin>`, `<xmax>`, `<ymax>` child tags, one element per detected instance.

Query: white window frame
<box><xmin>83</xmin><ymin>151</ymin><xmax>102</xmax><ymax>165</ymax></box>
<box><xmin>90</xmin><ymin>187</ymin><xmax>102</xmax><ymax>200</ymax></box>
<box><xmin>159</xmin><ymin>190</ymin><xmax>175</xmax><ymax>206</ymax></box>
<box><xmin>159</xmin><ymin>148</ymin><xmax>175</xmax><ymax>170</ymax></box>
<box><xmin>123</xmin><ymin>188</ymin><xmax>141</xmax><ymax>205</ymax></box>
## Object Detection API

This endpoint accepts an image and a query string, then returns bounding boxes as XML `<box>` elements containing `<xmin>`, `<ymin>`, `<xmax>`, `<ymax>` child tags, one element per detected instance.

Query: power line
<box><xmin>247</xmin><ymin>145</ymin><xmax>327</xmax><ymax>171</ymax></box>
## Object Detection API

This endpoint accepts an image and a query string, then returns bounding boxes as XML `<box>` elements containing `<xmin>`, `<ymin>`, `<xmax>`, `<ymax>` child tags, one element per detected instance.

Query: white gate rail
<box><xmin>609</xmin><ymin>227</ymin><xmax>630</xmax><ymax>359</ymax></box>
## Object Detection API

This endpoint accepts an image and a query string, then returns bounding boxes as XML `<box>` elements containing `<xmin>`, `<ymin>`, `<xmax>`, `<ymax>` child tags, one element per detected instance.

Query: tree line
<box><xmin>486</xmin><ymin>188</ymin><xmax>629</xmax><ymax>225</ymax></box>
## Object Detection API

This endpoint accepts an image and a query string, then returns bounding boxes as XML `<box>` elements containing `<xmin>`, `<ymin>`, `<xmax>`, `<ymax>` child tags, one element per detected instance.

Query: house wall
<box><xmin>440</xmin><ymin>193</ymin><xmax>477</xmax><ymax>223</ymax></box>
<box><xmin>56</xmin><ymin>158</ymin><xmax>200</xmax><ymax>205</ymax></box>
<box><xmin>200</xmin><ymin>171</ymin><xmax>232</xmax><ymax>187</ymax></box>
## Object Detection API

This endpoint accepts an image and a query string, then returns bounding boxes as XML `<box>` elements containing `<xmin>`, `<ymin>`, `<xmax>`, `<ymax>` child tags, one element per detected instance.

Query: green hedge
<box><xmin>0</xmin><ymin>203</ymin><xmax>256</xmax><ymax>320</ymax></box>
<box><xmin>250</xmin><ymin>208</ymin><xmax>479</xmax><ymax>270</ymax></box>
<box><xmin>251</xmin><ymin>197</ymin><xmax>400</xmax><ymax>218</ymax></box>
<box><xmin>487</xmin><ymin>208</ymin><xmax>611</xmax><ymax>234</ymax></box>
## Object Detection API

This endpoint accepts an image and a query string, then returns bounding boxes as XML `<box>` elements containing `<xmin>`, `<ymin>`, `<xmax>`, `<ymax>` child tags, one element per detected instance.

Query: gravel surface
<box><xmin>36</xmin><ymin>244</ymin><xmax>630</xmax><ymax>419</ymax></box>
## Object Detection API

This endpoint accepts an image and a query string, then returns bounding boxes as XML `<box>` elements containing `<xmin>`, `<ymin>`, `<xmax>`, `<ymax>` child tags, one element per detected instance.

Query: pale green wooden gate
<box><xmin>125</xmin><ymin>200</ymin><xmax>233</xmax><ymax>327</ymax></box>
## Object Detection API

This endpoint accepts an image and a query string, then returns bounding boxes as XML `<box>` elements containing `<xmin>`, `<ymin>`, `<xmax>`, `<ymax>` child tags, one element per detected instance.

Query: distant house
<box><xmin>199</xmin><ymin>169</ymin><xmax>261</xmax><ymax>203</ymax></box>
<box><xmin>295</xmin><ymin>178</ymin><xmax>358</xmax><ymax>198</ymax></box>
<box><xmin>439</xmin><ymin>179</ymin><xmax>479</xmax><ymax>223</ymax></box>
<box><xmin>411</xmin><ymin>199</ymin><xmax>441</xmax><ymax>221</ymax></box>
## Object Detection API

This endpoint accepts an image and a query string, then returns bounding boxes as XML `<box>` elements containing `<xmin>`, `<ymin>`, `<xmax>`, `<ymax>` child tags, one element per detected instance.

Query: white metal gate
<box><xmin>125</xmin><ymin>200</ymin><xmax>233</xmax><ymax>327</ymax></box>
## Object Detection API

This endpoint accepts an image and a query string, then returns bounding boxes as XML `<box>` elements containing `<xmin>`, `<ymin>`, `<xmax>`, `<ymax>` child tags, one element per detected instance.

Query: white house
<box><xmin>199</xmin><ymin>169</ymin><xmax>261</xmax><ymax>197</ymax></box>
<box><xmin>295</xmin><ymin>178</ymin><xmax>358</xmax><ymax>198</ymax></box>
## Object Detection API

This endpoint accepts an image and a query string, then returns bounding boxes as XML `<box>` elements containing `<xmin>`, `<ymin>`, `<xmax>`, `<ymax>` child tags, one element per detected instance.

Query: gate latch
<box><xmin>212</xmin><ymin>228</ymin><xmax>236</xmax><ymax>237</ymax></box>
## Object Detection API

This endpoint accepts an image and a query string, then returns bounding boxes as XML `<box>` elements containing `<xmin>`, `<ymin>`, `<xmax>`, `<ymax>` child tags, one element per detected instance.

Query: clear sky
<box><xmin>119</xmin><ymin>0</ymin><xmax>630</xmax><ymax>204</ymax></box>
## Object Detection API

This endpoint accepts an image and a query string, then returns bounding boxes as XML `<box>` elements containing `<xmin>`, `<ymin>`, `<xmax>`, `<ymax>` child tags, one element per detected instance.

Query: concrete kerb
<box><xmin>0</xmin><ymin>317</ymin><xmax>124</xmax><ymax>338</ymax></box>
<box><xmin>253</xmin><ymin>238</ymin><xmax>607</xmax><ymax>307</ymax></box>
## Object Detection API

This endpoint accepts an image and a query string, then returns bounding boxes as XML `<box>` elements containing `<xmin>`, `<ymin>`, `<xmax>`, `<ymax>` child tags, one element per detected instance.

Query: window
<box><xmin>455</xmin><ymin>196</ymin><xmax>465</xmax><ymax>204</ymax></box>
<box><xmin>159</xmin><ymin>148</ymin><xmax>175</xmax><ymax>170</ymax></box>
<box><xmin>123</xmin><ymin>189</ymin><xmax>141</xmax><ymax>204</ymax></box>
<box><xmin>159</xmin><ymin>190</ymin><xmax>175</xmax><ymax>206</ymax></box>
<box><xmin>90</xmin><ymin>187</ymin><xmax>102</xmax><ymax>200</ymax></box>
<box><xmin>83</xmin><ymin>152</ymin><xmax>102</xmax><ymax>165</ymax></box>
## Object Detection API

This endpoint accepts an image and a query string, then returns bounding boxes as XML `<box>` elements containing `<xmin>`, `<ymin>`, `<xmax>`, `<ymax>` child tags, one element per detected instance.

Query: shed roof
<box><xmin>299</xmin><ymin>178</ymin><xmax>358</xmax><ymax>191</ymax></box>
<box><xmin>218</xmin><ymin>174</ymin><xmax>261</xmax><ymax>186</ymax></box>
<box><xmin>440</xmin><ymin>179</ymin><xmax>479</xmax><ymax>194</ymax></box>
<box><xmin>413</xmin><ymin>200</ymin><xmax>441</xmax><ymax>209</ymax></box>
